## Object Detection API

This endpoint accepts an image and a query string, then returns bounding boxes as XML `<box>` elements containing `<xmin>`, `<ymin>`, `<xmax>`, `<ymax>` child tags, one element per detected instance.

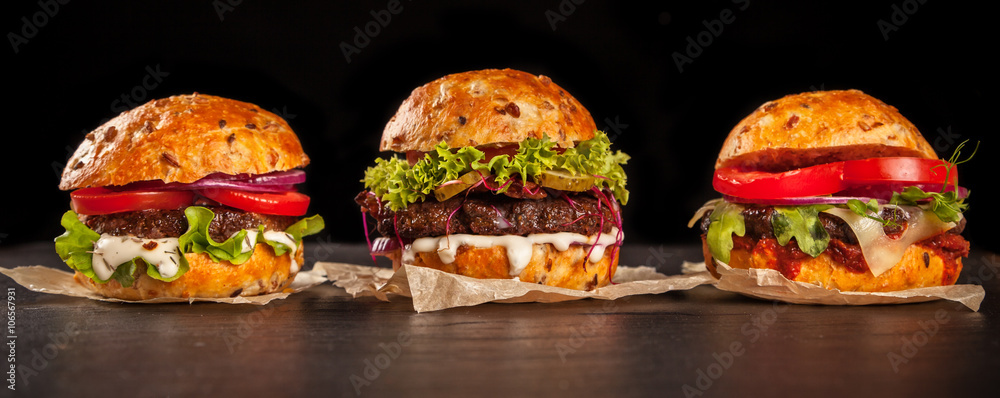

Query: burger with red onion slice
<box><xmin>356</xmin><ymin>69</ymin><xmax>629</xmax><ymax>290</ymax></box>
<box><xmin>692</xmin><ymin>89</ymin><xmax>972</xmax><ymax>292</ymax></box>
<box><xmin>55</xmin><ymin>93</ymin><xmax>324</xmax><ymax>299</ymax></box>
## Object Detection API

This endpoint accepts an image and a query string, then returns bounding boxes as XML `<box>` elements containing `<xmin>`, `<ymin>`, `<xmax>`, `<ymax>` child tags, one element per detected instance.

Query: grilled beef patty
<box><xmin>81</xmin><ymin>206</ymin><xmax>299</xmax><ymax>242</ymax></box>
<box><xmin>356</xmin><ymin>190</ymin><xmax>618</xmax><ymax>240</ymax></box>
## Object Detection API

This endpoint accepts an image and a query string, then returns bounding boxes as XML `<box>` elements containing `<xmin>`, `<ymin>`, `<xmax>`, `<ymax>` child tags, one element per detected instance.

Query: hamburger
<box><xmin>356</xmin><ymin>69</ymin><xmax>629</xmax><ymax>290</ymax></box>
<box><xmin>55</xmin><ymin>93</ymin><xmax>324</xmax><ymax>300</ymax></box>
<box><xmin>692</xmin><ymin>89</ymin><xmax>972</xmax><ymax>292</ymax></box>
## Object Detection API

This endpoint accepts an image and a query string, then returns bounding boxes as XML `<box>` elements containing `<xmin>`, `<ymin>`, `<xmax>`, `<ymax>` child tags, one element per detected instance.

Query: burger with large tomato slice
<box><xmin>692</xmin><ymin>89</ymin><xmax>972</xmax><ymax>292</ymax></box>
<box><xmin>356</xmin><ymin>69</ymin><xmax>629</xmax><ymax>290</ymax></box>
<box><xmin>55</xmin><ymin>93</ymin><xmax>324</xmax><ymax>299</ymax></box>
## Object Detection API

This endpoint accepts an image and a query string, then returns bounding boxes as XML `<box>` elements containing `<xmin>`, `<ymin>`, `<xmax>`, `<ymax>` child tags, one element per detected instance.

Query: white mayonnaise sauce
<box><xmin>92</xmin><ymin>229</ymin><xmax>300</xmax><ymax>280</ymax></box>
<box><xmin>403</xmin><ymin>228</ymin><xmax>622</xmax><ymax>277</ymax></box>
<box><xmin>92</xmin><ymin>234</ymin><xmax>182</xmax><ymax>280</ymax></box>
<box><xmin>230</xmin><ymin>230</ymin><xmax>300</xmax><ymax>272</ymax></box>
<box><xmin>262</xmin><ymin>231</ymin><xmax>299</xmax><ymax>273</ymax></box>
<box><xmin>232</xmin><ymin>230</ymin><xmax>259</xmax><ymax>254</ymax></box>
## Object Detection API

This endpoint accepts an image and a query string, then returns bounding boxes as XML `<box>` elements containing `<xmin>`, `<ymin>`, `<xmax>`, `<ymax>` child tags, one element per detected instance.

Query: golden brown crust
<box><xmin>399</xmin><ymin>243</ymin><xmax>618</xmax><ymax>291</ymax></box>
<box><xmin>60</xmin><ymin>93</ymin><xmax>309</xmax><ymax>190</ymax></box>
<box><xmin>700</xmin><ymin>238</ymin><xmax>961</xmax><ymax>292</ymax></box>
<box><xmin>380</xmin><ymin>69</ymin><xmax>597</xmax><ymax>152</ymax></box>
<box><xmin>717</xmin><ymin>90</ymin><xmax>937</xmax><ymax>170</ymax></box>
<box><xmin>73</xmin><ymin>243</ymin><xmax>304</xmax><ymax>300</ymax></box>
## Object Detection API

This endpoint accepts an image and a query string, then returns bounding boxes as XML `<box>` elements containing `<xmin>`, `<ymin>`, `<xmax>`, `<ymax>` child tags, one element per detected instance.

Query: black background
<box><xmin>2</xmin><ymin>0</ymin><xmax>995</xmax><ymax>252</ymax></box>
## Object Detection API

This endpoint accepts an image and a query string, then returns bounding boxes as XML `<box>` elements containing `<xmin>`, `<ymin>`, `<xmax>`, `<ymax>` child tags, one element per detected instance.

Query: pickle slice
<box><xmin>433</xmin><ymin>171</ymin><xmax>482</xmax><ymax>201</ymax></box>
<box><xmin>536</xmin><ymin>169</ymin><xmax>595</xmax><ymax>192</ymax></box>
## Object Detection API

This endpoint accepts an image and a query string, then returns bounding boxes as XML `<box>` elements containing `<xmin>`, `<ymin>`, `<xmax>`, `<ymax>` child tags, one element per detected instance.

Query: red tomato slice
<box><xmin>842</xmin><ymin>157</ymin><xmax>956</xmax><ymax>186</ymax></box>
<box><xmin>715</xmin><ymin>157</ymin><xmax>960</xmax><ymax>200</ymax></box>
<box><xmin>71</xmin><ymin>187</ymin><xmax>195</xmax><ymax>215</ymax></box>
<box><xmin>713</xmin><ymin>162</ymin><xmax>846</xmax><ymax>199</ymax></box>
<box><xmin>199</xmin><ymin>188</ymin><xmax>310</xmax><ymax>216</ymax></box>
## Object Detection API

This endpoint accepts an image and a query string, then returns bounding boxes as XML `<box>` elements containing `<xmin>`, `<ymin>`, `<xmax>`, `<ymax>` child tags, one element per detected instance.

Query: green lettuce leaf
<box><xmin>362</xmin><ymin>131</ymin><xmax>630</xmax><ymax>211</ymax></box>
<box><xmin>554</xmin><ymin>132</ymin><xmax>631</xmax><ymax>204</ymax></box>
<box><xmin>890</xmin><ymin>186</ymin><xmax>968</xmax><ymax>223</ymax></box>
<box><xmin>54</xmin><ymin>210</ymin><xmax>189</xmax><ymax>286</ymax></box>
<box><xmin>54</xmin><ymin>210</ymin><xmax>101</xmax><ymax>281</ymax></box>
<box><xmin>771</xmin><ymin>205</ymin><xmax>833</xmax><ymax>257</ymax></box>
<box><xmin>57</xmin><ymin>208</ymin><xmax>324</xmax><ymax>286</ymax></box>
<box><xmin>179</xmin><ymin>206</ymin><xmax>257</xmax><ymax>264</ymax></box>
<box><xmin>178</xmin><ymin>207</ymin><xmax>325</xmax><ymax>261</ymax></box>
<box><xmin>143</xmin><ymin>256</ymin><xmax>189</xmax><ymax>283</ymax></box>
<box><xmin>264</xmin><ymin>214</ymin><xmax>326</xmax><ymax>256</ymax></box>
<box><xmin>705</xmin><ymin>202</ymin><xmax>745</xmax><ymax>264</ymax></box>
<box><xmin>846</xmin><ymin>198</ymin><xmax>902</xmax><ymax>228</ymax></box>
<box><xmin>888</xmin><ymin>140</ymin><xmax>975</xmax><ymax>223</ymax></box>
<box><xmin>109</xmin><ymin>259</ymin><xmax>139</xmax><ymax>287</ymax></box>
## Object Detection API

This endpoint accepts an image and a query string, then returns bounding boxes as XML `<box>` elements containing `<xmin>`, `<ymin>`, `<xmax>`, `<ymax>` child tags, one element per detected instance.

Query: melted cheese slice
<box><xmin>823</xmin><ymin>206</ymin><xmax>956</xmax><ymax>277</ymax></box>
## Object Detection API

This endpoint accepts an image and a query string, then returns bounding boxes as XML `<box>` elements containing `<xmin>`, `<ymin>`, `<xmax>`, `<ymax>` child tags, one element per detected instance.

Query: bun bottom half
<box><xmin>392</xmin><ymin>243</ymin><xmax>619</xmax><ymax>291</ymax></box>
<box><xmin>74</xmin><ymin>243</ymin><xmax>303</xmax><ymax>300</ymax></box>
<box><xmin>701</xmin><ymin>236</ymin><xmax>962</xmax><ymax>292</ymax></box>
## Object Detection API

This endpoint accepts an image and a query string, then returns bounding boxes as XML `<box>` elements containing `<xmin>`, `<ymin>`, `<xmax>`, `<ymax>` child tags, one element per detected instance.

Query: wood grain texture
<box><xmin>1</xmin><ymin>242</ymin><xmax>996</xmax><ymax>397</ymax></box>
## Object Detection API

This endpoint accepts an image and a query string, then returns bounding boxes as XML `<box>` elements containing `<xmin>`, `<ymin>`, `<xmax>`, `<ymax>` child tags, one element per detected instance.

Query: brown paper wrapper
<box><xmin>317</xmin><ymin>262</ymin><xmax>717</xmax><ymax>312</ymax></box>
<box><xmin>701</xmin><ymin>261</ymin><xmax>985</xmax><ymax>311</ymax></box>
<box><xmin>0</xmin><ymin>265</ymin><xmax>327</xmax><ymax>305</ymax></box>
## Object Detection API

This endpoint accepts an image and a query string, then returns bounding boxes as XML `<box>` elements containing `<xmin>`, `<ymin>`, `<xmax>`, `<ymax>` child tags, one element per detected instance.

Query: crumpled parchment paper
<box><xmin>701</xmin><ymin>260</ymin><xmax>985</xmax><ymax>311</ymax></box>
<box><xmin>317</xmin><ymin>262</ymin><xmax>717</xmax><ymax>312</ymax></box>
<box><xmin>0</xmin><ymin>265</ymin><xmax>327</xmax><ymax>305</ymax></box>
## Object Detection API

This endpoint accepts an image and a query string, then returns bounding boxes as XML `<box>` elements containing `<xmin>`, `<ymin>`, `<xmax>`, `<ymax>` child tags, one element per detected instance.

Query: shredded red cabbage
<box><xmin>591</xmin><ymin>186</ymin><xmax>625</xmax><ymax>284</ymax></box>
<box><xmin>361</xmin><ymin>210</ymin><xmax>377</xmax><ymax>264</ymax></box>
<box><xmin>370</xmin><ymin>237</ymin><xmax>401</xmax><ymax>256</ymax></box>
<box><xmin>490</xmin><ymin>205</ymin><xmax>513</xmax><ymax>229</ymax></box>
<box><xmin>445</xmin><ymin>198</ymin><xmax>465</xmax><ymax>235</ymax></box>
<box><xmin>522</xmin><ymin>183</ymin><xmax>543</xmax><ymax>197</ymax></box>
<box><xmin>560</xmin><ymin>192</ymin><xmax>579</xmax><ymax>210</ymax></box>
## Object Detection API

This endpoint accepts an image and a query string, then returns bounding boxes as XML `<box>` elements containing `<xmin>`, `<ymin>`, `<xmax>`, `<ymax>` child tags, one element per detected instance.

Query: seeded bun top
<box><xmin>59</xmin><ymin>93</ymin><xmax>310</xmax><ymax>190</ymax></box>
<box><xmin>379</xmin><ymin>68</ymin><xmax>598</xmax><ymax>153</ymax></box>
<box><xmin>716</xmin><ymin>89</ymin><xmax>937</xmax><ymax>171</ymax></box>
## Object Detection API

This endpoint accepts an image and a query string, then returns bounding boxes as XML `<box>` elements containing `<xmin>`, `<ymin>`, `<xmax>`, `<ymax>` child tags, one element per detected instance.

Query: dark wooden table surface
<box><xmin>1</xmin><ymin>241</ymin><xmax>997</xmax><ymax>397</ymax></box>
